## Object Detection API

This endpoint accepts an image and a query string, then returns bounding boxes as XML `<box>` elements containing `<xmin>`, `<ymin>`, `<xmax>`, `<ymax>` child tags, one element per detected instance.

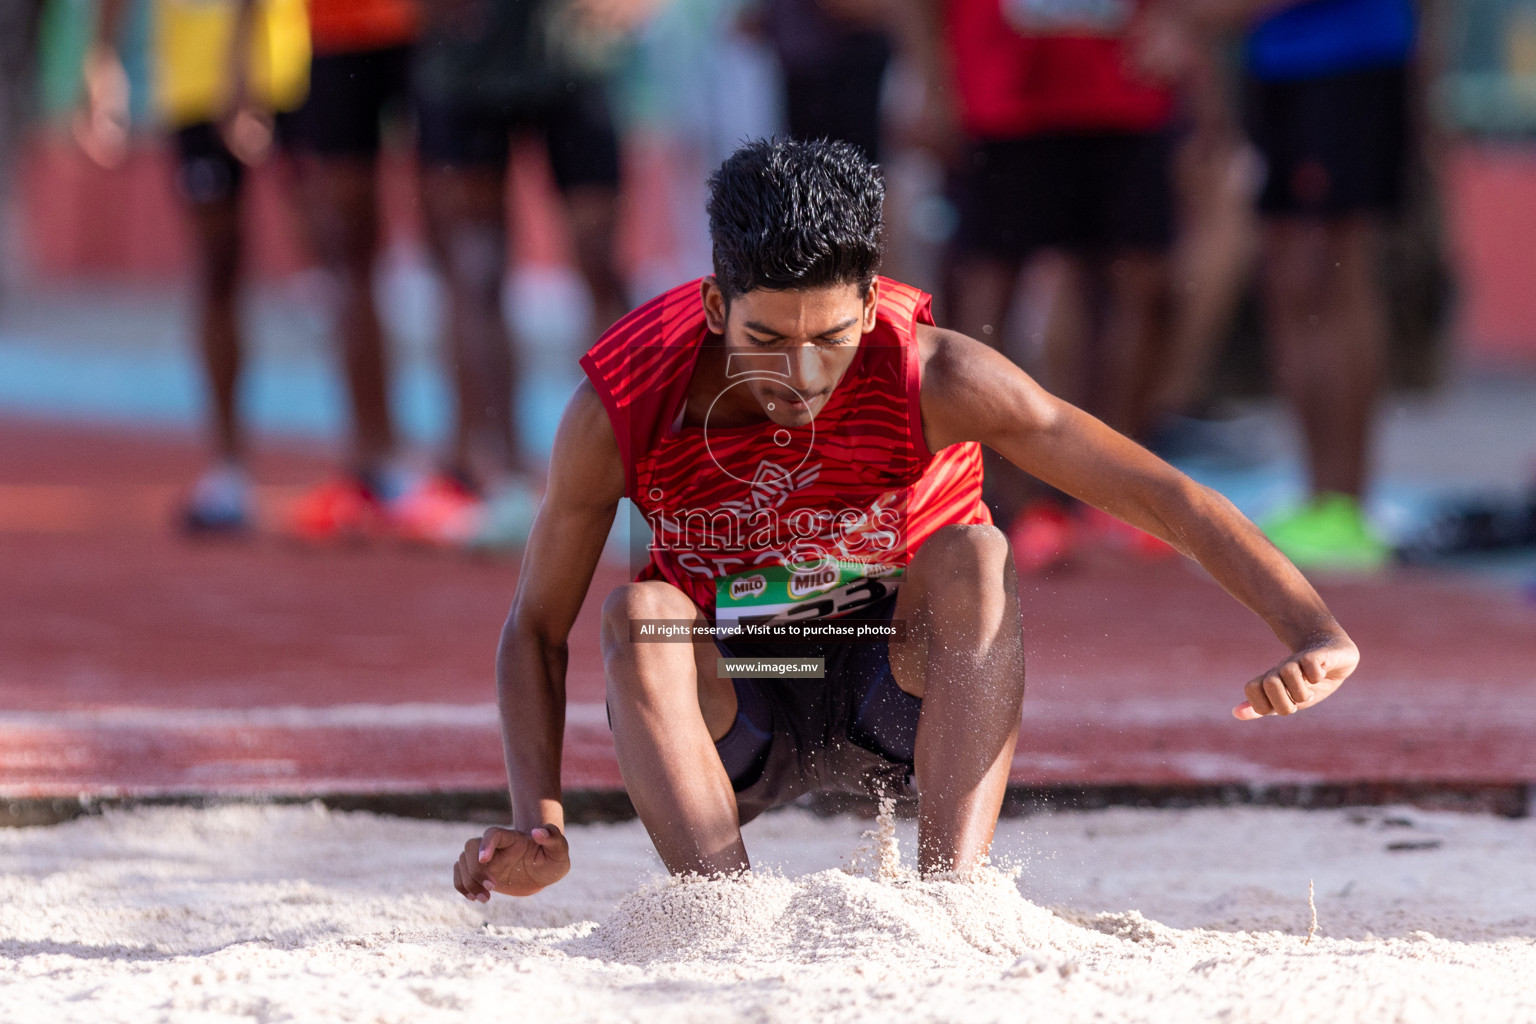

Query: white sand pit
<box><xmin>2</xmin><ymin>801</ymin><xmax>1534</xmax><ymax>1023</ymax></box>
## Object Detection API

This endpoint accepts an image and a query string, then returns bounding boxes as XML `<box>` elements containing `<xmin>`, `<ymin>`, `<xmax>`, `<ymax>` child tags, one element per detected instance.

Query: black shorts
<box><xmin>781</xmin><ymin>38</ymin><xmax>890</xmax><ymax>162</ymax></box>
<box><xmin>1245</xmin><ymin>63</ymin><xmax>1410</xmax><ymax>217</ymax></box>
<box><xmin>171</xmin><ymin>122</ymin><xmax>246</xmax><ymax>205</ymax></box>
<box><xmin>416</xmin><ymin>83</ymin><xmax>621</xmax><ymax>191</ymax></box>
<box><xmin>950</xmin><ymin>129</ymin><xmax>1176</xmax><ymax>260</ymax></box>
<box><xmin>284</xmin><ymin>44</ymin><xmax>412</xmax><ymax>159</ymax></box>
<box><xmin>711</xmin><ymin>593</ymin><xmax>920</xmax><ymax>825</ymax></box>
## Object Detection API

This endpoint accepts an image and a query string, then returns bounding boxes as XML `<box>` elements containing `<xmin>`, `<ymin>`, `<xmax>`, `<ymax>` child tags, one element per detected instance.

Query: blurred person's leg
<box><xmin>1091</xmin><ymin>131</ymin><xmax>1175</xmax><ymax>441</ymax></box>
<box><xmin>418</xmin><ymin>106</ymin><xmax>524</xmax><ymax>487</ymax></box>
<box><xmin>0</xmin><ymin>0</ymin><xmax>43</xmax><ymax>296</ymax></box>
<box><xmin>1247</xmin><ymin>63</ymin><xmax>1407</xmax><ymax>569</ymax></box>
<box><xmin>175</xmin><ymin>123</ymin><xmax>251</xmax><ymax>532</ymax></box>
<box><xmin>544</xmin><ymin>83</ymin><xmax>629</xmax><ymax>337</ymax></box>
<box><xmin>1262</xmin><ymin>215</ymin><xmax>1385</xmax><ymax>502</ymax></box>
<box><xmin>287</xmin><ymin>46</ymin><xmax>412</xmax><ymax>483</ymax></box>
<box><xmin>282</xmin><ymin>44</ymin><xmax>415</xmax><ymax>541</ymax></box>
<box><xmin>946</xmin><ymin>135</ymin><xmax>1085</xmax><ymax>569</ymax></box>
<box><xmin>1145</xmin><ymin>43</ymin><xmax>1261</xmax><ymax>433</ymax></box>
<box><xmin>1097</xmin><ymin>249</ymin><xmax>1169</xmax><ymax>439</ymax></box>
<box><xmin>946</xmin><ymin>138</ymin><xmax>1028</xmax><ymax>522</ymax></box>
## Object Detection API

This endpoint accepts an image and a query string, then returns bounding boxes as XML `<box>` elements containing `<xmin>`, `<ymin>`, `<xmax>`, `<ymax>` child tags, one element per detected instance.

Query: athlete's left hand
<box><xmin>1234</xmin><ymin>634</ymin><xmax>1359</xmax><ymax>720</ymax></box>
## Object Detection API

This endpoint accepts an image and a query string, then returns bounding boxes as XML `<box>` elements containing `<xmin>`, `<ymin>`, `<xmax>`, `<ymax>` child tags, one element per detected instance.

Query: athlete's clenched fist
<box><xmin>453</xmin><ymin>824</ymin><xmax>570</xmax><ymax>901</ymax></box>
<box><xmin>1234</xmin><ymin>634</ymin><xmax>1359</xmax><ymax>720</ymax></box>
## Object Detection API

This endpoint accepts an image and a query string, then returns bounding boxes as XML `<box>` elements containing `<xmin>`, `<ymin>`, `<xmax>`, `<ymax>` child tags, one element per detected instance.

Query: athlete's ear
<box><xmin>701</xmin><ymin>276</ymin><xmax>728</xmax><ymax>334</ymax></box>
<box><xmin>861</xmin><ymin>278</ymin><xmax>880</xmax><ymax>333</ymax></box>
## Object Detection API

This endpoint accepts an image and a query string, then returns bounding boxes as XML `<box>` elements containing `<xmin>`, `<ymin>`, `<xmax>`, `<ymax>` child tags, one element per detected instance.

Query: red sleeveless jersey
<box><xmin>580</xmin><ymin>277</ymin><xmax>991</xmax><ymax>621</ymax></box>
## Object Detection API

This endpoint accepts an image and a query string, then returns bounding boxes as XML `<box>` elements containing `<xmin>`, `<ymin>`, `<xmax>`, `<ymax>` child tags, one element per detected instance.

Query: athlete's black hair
<box><xmin>706</xmin><ymin>137</ymin><xmax>885</xmax><ymax>302</ymax></box>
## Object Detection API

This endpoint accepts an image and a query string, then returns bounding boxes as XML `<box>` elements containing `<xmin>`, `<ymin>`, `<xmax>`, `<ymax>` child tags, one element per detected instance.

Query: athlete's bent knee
<box><xmin>600</xmin><ymin>581</ymin><xmax>694</xmax><ymax>651</ymax></box>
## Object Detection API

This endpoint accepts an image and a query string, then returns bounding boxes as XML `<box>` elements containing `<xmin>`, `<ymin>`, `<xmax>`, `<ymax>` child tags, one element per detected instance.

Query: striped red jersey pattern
<box><xmin>580</xmin><ymin>277</ymin><xmax>990</xmax><ymax>619</ymax></box>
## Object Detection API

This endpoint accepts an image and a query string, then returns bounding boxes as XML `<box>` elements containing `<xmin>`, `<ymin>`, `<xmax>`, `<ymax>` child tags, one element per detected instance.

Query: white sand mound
<box><xmin>2</xmin><ymin>801</ymin><xmax>1535</xmax><ymax>1023</ymax></box>
<box><xmin>585</xmin><ymin>866</ymin><xmax>1091</xmax><ymax>967</ymax></box>
<box><xmin>585</xmin><ymin>804</ymin><xmax>1091</xmax><ymax>968</ymax></box>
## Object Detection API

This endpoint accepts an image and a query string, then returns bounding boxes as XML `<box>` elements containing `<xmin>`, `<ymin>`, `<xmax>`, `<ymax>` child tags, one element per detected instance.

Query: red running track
<box><xmin>3</xmin><ymin>419</ymin><xmax>1534</xmax><ymax>805</ymax></box>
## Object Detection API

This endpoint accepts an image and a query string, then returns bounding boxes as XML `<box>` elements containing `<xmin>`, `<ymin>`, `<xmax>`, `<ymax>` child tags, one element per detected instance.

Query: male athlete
<box><xmin>452</xmin><ymin>139</ymin><xmax>1359</xmax><ymax>901</ymax></box>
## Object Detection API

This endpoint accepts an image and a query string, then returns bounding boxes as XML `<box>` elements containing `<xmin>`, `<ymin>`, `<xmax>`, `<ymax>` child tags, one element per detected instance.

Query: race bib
<box><xmin>715</xmin><ymin>561</ymin><xmax>902</xmax><ymax>629</ymax></box>
<box><xmin>1001</xmin><ymin>0</ymin><xmax>1132</xmax><ymax>34</ymax></box>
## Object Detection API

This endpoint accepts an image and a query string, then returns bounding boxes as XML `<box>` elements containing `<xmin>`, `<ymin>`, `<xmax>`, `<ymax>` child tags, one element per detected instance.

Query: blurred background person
<box><xmin>1236</xmin><ymin>0</ymin><xmax>1418</xmax><ymax>571</ymax></box>
<box><xmin>1137</xmin><ymin>9</ymin><xmax>1264</xmax><ymax>459</ymax></box>
<box><xmin>404</xmin><ymin>0</ymin><xmax>633</xmax><ymax>550</ymax></box>
<box><xmin>902</xmin><ymin>0</ymin><xmax>1185</xmax><ymax>570</ymax></box>
<box><xmin>281</xmin><ymin>0</ymin><xmax>419</xmax><ymax>543</ymax></box>
<box><xmin>755</xmin><ymin>0</ymin><xmax>892</xmax><ymax>162</ymax></box>
<box><xmin>0</xmin><ymin>1</ymin><xmax>45</xmax><ymax>300</ymax></box>
<box><xmin>79</xmin><ymin>0</ymin><xmax>310</xmax><ymax>533</ymax></box>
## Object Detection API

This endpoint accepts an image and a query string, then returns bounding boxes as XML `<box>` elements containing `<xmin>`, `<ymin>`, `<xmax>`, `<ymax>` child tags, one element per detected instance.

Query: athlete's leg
<box><xmin>421</xmin><ymin>164</ymin><xmax>525</xmax><ymax>482</ymax></box>
<box><xmin>945</xmin><ymin>254</ymin><xmax>1019</xmax><ymax>353</ymax></box>
<box><xmin>186</xmin><ymin>189</ymin><xmax>244</xmax><ymax>462</ymax></box>
<box><xmin>292</xmin><ymin>154</ymin><xmax>395</xmax><ymax>474</ymax></box>
<box><xmin>1098</xmin><ymin>248</ymin><xmax>1171</xmax><ymax>439</ymax></box>
<box><xmin>545</xmin><ymin>85</ymin><xmax>628</xmax><ymax>336</ymax></box>
<box><xmin>1149</xmin><ymin>136</ymin><xmax>1259</xmax><ymax>421</ymax></box>
<box><xmin>947</xmin><ymin>255</ymin><xmax>1041</xmax><ymax>518</ymax></box>
<box><xmin>888</xmin><ymin>524</ymin><xmax>1026</xmax><ymax>874</ymax></box>
<box><xmin>564</xmin><ymin>184</ymin><xmax>628</xmax><ymax>336</ymax></box>
<box><xmin>1262</xmin><ymin>215</ymin><xmax>1384</xmax><ymax>498</ymax></box>
<box><xmin>601</xmin><ymin>580</ymin><xmax>745</xmax><ymax>875</ymax></box>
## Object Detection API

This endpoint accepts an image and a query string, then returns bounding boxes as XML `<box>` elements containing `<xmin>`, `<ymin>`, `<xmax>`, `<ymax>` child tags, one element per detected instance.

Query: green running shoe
<box><xmin>1263</xmin><ymin>492</ymin><xmax>1389</xmax><ymax>572</ymax></box>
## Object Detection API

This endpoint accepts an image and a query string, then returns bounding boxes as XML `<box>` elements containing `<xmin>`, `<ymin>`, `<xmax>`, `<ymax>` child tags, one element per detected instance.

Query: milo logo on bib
<box><xmin>788</xmin><ymin>565</ymin><xmax>839</xmax><ymax>599</ymax></box>
<box><xmin>729</xmin><ymin>573</ymin><xmax>768</xmax><ymax>602</ymax></box>
<box><xmin>716</xmin><ymin>560</ymin><xmax>902</xmax><ymax>628</ymax></box>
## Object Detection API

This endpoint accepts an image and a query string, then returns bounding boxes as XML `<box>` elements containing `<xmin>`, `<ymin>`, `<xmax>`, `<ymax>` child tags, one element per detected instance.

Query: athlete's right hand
<box><xmin>452</xmin><ymin>824</ymin><xmax>570</xmax><ymax>901</ymax></box>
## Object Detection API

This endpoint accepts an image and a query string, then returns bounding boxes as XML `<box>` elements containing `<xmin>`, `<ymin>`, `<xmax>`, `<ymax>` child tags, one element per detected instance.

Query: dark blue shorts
<box><xmin>712</xmin><ymin>594</ymin><xmax>921</xmax><ymax>824</ymax></box>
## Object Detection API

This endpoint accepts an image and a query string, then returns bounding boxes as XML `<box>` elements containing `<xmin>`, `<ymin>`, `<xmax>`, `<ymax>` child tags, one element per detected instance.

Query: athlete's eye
<box><xmin>745</xmin><ymin>335</ymin><xmax>777</xmax><ymax>348</ymax></box>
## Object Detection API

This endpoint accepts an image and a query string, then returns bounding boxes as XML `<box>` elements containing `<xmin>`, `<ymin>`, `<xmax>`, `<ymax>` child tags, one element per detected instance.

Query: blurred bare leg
<box><xmin>1099</xmin><ymin>249</ymin><xmax>1170</xmax><ymax>439</ymax></box>
<box><xmin>946</xmin><ymin>254</ymin><xmax>1019</xmax><ymax>351</ymax></box>
<box><xmin>1037</xmin><ymin>253</ymin><xmax>1092</xmax><ymax>412</ymax></box>
<box><xmin>1152</xmin><ymin>142</ymin><xmax>1259</xmax><ymax>420</ymax></box>
<box><xmin>564</xmin><ymin>184</ymin><xmax>628</xmax><ymax>336</ymax></box>
<box><xmin>421</xmin><ymin>165</ymin><xmax>526</xmax><ymax>484</ymax></box>
<box><xmin>187</xmin><ymin>194</ymin><xmax>244</xmax><ymax>463</ymax></box>
<box><xmin>948</xmin><ymin>254</ymin><xmax>1036</xmax><ymax>518</ymax></box>
<box><xmin>1262</xmin><ymin>216</ymin><xmax>1385</xmax><ymax>498</ymax></box>
<box><xmin>292</xmin><ymin>154</ymin><xmax>395</xmax><ymax>475</ymax></box>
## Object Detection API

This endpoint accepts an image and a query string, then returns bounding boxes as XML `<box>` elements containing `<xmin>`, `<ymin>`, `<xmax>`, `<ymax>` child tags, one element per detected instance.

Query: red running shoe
<box><xmin>1006</xmin><ymin>500</ymin><xmax>1075</xmax><ymax>574</ymax></box>
<box><xmin>1077</xmin><ymin>505</ymin><xmax>1179</xmax><ymax>561</ymax></box>
<box><xmin>389</xmin><ymin>473</ymin><xmax>483</xmax><ymax>546</ymax></box>
<box><xmin>285</xmin><ymin>476</ymin><xmax>385</xmax><ymax>543</ymax></box>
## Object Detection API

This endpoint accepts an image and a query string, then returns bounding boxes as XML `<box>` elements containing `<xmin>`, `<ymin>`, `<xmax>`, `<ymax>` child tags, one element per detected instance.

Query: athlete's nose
<box><xmin>786</xmin><ymin>342</ymin><xmax>822</xmax><ymax>394</ymax></box>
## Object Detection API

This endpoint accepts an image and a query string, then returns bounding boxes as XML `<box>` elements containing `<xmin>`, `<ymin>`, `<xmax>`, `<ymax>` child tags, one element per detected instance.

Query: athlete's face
<box><xmin>701</xmin><ymin>278</ymin><xmax>880</xmax><ymax>429</ymax></box>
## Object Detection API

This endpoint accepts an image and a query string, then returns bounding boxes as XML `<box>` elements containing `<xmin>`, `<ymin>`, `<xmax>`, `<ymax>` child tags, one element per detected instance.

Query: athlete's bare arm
<box><xmin>452</xmin><ymin>381</ymin><xmax>624</xmax><ymax>902</ymax></box>
<box><xmin>916</xmin><ymin>324</ymin><xmax>1359</xmax><ymax>719</ymax></box>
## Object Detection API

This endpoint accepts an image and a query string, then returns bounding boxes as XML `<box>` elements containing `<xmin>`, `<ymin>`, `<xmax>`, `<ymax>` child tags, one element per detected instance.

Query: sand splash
<box><xmin>576</xmin><ymin>798</ymin><xmax>1102</xmax><ymax>968</ymax></box>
